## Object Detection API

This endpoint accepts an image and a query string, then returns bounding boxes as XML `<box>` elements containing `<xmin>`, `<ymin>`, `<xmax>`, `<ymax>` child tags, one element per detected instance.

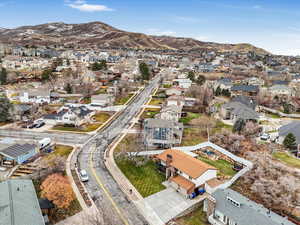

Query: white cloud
<box><xmin>146</xmin><ymin>28</ymin><xmax>177</xmax><ymax>36</ymax></box>
<box><xmin>66</xmin><ymin>0</ymin><xmax>113</xmax><ymax>12</ymax></box>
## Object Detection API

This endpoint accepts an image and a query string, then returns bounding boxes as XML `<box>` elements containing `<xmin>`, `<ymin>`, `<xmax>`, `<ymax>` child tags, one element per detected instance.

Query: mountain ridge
<box><xmin>0</xmin><ymin>21</ymin><xmax>269</xmax><ymax>54</ymax></box>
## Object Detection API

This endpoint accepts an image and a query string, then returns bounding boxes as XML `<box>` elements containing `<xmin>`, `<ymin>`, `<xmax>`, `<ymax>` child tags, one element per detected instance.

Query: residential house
<box><xmin>245</xmin><ymin>77</ymin><xmax>265</xmax><ymax>86</ymax></box>
<box><xmin>159</xmin><ymin>105</ymin><xmax>182</xmax><ymax>122</ymax></box>
<box><xmin>0</xmin><ymin>179</ymin><xmax>45</xmax><ymax>225</ymax></box>
<box><xmin>279</xmin><ymin>122</ymin><xmax>300</xmax><ymax>146</ymax></box>
<box><xmin>204</xmin><ymin>188</ymin><xmax>295</xmax><ymax>225</ymax></box>
<box><xmin>0</xmin><ymin>143</ymin><xmax>39</xmax><ymax>165</ymax></box>
<box><xmin>184</xmin><ymin>97</ymin><xmax>197</xmax><ymax>107</ymax></box>
<box><xmin>91</xmin><ymin>94</ymin><xmax>115</xmax><ymax>107</ymax></box>
<box><xmin>165</xmin><ymin>87</ymin><xmax>184</xmax><ymax>97</ymax></box>
<box><xmin>167</xmin><ymin>95</ymin><xmax>185</xmax><ymax>107</ymax></box>
<box><xmin>230</xmin><ymin>85</ymin><xmax>259</xmax><ymax>99</ymax></box>
<box><xmin>214</xmin><ymin>78</ymin><xmax>232</xmax><ymax>91</ymax></box>
<box><xmin>156</xmin><ymin>149</ymin><xmax>217</xmax><ymax>198</ymax></box>
<box><xmin>220</xmin><ymin>101</ymin><xmax>259</xmax><ymax>123</ymax></box>
<box><xmin>269</xmin><ymin>85</ymin><xmax>294</xmax><ymax>98</ymax></box>
<box><xmin>173</xmin><ymin>78</ymin><xmax>192</xmax><ymax>89</ymax></box>
<box><xmin>19</xmin><ymin>89</ymin><xmax>51</xmax><ymax>104</ymax></box>
<box><xmin>143</xmin><ymin>119</ymin><xmax>183</xmax><ymax>148</ymax></box>
<box><xmin>44</xmin><ymin>105</ymin><xmax>94</xmax><ymax>126</ymax></box>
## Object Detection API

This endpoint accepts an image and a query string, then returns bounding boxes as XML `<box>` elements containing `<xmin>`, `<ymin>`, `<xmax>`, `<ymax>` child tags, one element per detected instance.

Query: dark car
<box><xmin>35</xmin><ymin>122</ymin><xmax>45</xmax><ymax>128</ymax></box>
<box><xmin>28</xmin><ymin>123</ymin><xmax>36</xmax><ymax>129</ymax></box>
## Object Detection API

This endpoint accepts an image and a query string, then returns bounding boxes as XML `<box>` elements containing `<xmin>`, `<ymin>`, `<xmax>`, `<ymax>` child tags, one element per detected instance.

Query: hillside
<box><xmin>0</xmin><ymin>21</ymin><xmax>269</xmax><ymax>54</ymax></box>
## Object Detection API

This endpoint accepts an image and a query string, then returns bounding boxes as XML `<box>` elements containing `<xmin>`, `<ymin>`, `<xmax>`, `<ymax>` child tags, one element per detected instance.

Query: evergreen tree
<box><xmin>196</xmin><ymin>75</ymin><xmax>206</xmax><ymax>85</ymax></box>
<box><xmin>41</xmin><ymin>69</ymin><xmax>53</xmax><ymax>81</ymax></box>
<box><xmin>139</xmin><ymin>62</ymin><xmax>150</xmax><ymax>80</ymax></box>
<box><xmin>0</xmin><ymin>68</ymin><xmax>7</xmax><ymax>85</ymax></box>
<box><xmin>283</xmin><ymin>133</ymin><xmax>297</xmax><ymax>149</ymax></box>
<box><xmin>233</xmin><ymin>118</ymin><xmax>245</xmax><ymax>133</ymax></box>
<box><xmin>215</xmin><ymin>86</ymin><xmax>221</xmax><ymax>96</ymax></box>
<box><xmin>0</xmin><ymin>96</ymin><xmax>11</xmax><ymax>122</ymax></box>
<box><xmin>64</xmin><ymin>83</ymin><xmax>72</xmax><ymax>94</ymax></box>
<box><xmin>187</xmin><ymin>71</ymin><xmax>195</xmax><ymax>81</ymax></box>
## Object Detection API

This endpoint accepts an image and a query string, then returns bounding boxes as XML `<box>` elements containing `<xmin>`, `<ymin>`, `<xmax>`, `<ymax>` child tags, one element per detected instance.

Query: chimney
<box><xmin>166</xmin><ymin>154</ymin><xmax>173</xmax><ymax>166</ymax></box>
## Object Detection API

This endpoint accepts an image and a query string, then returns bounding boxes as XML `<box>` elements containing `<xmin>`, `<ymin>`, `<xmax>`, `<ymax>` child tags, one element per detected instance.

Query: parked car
<box><xmin>260</xmin><ymin>133</ymin><xmax>270</xmax><ymax>141</ymax></box>
<box><xmin>28</xmin><ymin>123</ymin><xmax>36</xmax><ymax>129</ymax></box>
<box><xmin>270</xmin><ymin>135</ymin><xmax>279</xmax><ymax>143</ymax></box>
<box><xmin>35</xmin><ymin>121</ymin><xmax>45</xmax><ymax>128</ymax></box>
<box><xmin>79</xmin><ymin>169</ymin><xmax>89</xmax><ymax>182</ymax></box>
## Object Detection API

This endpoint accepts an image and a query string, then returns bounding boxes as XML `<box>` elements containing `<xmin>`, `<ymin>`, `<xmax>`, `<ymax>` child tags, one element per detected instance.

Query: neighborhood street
<box><xmin>78</xmin><ymin>75</ymin><xmax>161</xmax><ymax>225</ymax></box>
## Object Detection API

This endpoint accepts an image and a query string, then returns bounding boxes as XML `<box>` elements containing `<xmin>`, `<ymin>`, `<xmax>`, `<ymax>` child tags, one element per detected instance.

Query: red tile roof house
<box><xmin>156</xmin><ymin>149</ymin><xmax>217</xmax><ymax>198</ymax></box>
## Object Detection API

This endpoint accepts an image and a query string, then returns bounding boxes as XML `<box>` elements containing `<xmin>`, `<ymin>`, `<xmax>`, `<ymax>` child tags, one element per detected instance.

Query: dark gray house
<box><xmin>204</xmin><ymin>188</ymin><xmax>295</xmax><ymax>225</ymax></box>
<box><xmin>279</xmin><ymin>122</ymin><xmax>300</xmax><ymax>145</ymax></box>
<box><xmin>143</xmin><ymin>118</ymin><xmax>183</xmax><ymax>149</ymax></box>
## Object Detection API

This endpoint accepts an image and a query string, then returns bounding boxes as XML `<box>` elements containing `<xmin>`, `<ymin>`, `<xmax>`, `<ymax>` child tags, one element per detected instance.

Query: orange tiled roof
<box><xmin>156</xmin><ymin>149</ymin><xmax>216</xmax><ymax>179</ymax></box>
<box><xmin>170</xmin><ymin>175</ymin><xmax>195</xmax><ymax>193</ymax></box>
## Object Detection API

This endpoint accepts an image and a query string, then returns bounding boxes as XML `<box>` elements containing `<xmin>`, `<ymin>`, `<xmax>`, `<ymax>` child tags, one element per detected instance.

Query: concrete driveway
<box><xmin>141</xmin><ymin>187</ymin><xmax>207</xmax><ymax>224</ymax></box>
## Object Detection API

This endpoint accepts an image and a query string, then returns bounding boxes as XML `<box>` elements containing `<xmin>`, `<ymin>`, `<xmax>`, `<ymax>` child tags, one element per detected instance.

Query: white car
<box><xmin>260</xmin><ymin>133</ymin><xmax>270</xmax><ymax>141</ymax></box>
<box><xmin>79</xmin><ymin>169</ymin><xmax>89</xmax><ymax>182</ymax></box>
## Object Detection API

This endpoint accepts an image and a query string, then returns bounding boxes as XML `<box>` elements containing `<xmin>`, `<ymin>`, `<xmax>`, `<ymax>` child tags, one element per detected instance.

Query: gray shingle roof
<box><xmin>0</xmin><ymin>179</ymin><xmax>45</xmax><ymax>225</ymax></box>
<box><xmin>212</xmin><ymin>188</ymin><xmax>295</xmax><ymax>225</ymax></box>
<box><xmin>279</xmin><ymin>122</ymin><xmax>300</xmax><ymax>144</ymax></box>
<box><xmin>144</xmin><ymin>118</ymin><xmax>183</xmax><ymax>129</ymax></box>
<box><xmin>231</xmin><ymin>85</ymin><xmax>259</xmax><ymax>92</ymax></box>
<box><xmin>0</xmin><ymin>143</ymin><xmax>36</xmax><ymax>159</ymax></box>
<box><xmin>223</xmin><ymin>102</ymin><xmax>259</xmax><ymax>120</ymax></box>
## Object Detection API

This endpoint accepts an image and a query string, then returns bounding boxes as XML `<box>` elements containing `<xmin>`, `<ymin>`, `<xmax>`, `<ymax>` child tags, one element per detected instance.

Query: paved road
<box><xmin>0</xmin><ymin>129</ymin><xmax>89</xmax><ymax>144</ymax></box>
<box><xmin>78</xmin><ymin>76</ymin><xmax>161</xmax><ymax>225</ymax></box>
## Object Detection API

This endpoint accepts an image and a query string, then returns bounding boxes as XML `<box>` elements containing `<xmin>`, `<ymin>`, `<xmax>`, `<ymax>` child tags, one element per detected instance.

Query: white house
<box><xmin>173</xmin><ymin>78</ymin><xmax>192</xmax><ymax>89</ymax></box>
<box><xmin>269</xmin><ymin>85</ymin><xmax>294</xmax><ymax>97</ymax></box>
<box><xmin>19</xmin><ymin>89</ymin><xmax>51</xmax><ymax>104</ymax></box>
<box><xmin>167</xmin><ymin>95</ymin><xmax>185</xmax><ymax>107</ymax></box>
<box><xmin>165</xmin><ymin>87</ymin><xmax>184</xmax><ymax>97</ymax></box>
<box><xmin>156</xmin><ymin>149</ymin><xmax>217</xmax><ymax>198</ymax></box>
<box><xmin>91</xmin><ymin>94</ymin><xmax>115</xmax><ymax>107</ymax></box>
<box><xmin>159</xmin><ymin>105</ymin><xmax>182</xmax><ymax>122</ymax></box>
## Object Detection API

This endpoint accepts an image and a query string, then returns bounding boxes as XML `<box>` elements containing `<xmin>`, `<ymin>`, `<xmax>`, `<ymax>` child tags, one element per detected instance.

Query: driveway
<box><xmin>140</xmin><ymin>187</ymin><xmax>207</xmax><ymax>224</ymax></box>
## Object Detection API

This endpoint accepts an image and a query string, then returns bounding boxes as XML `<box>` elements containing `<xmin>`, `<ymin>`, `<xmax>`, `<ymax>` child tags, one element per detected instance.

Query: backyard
<box><xmin>175</xmin><ymin>205</ymin><xmax>209</xmax><ymax>225</ymax></box>
<box><xmin>115</xmin><ymin>158</ymin><xmax>166</xmax><ymax>197</ymax></box>
<box><xmin>198</xmin><ymin>155</ymin><xmax>236</xmax><ymax>177</ymax></box>
<box><xmin>179</xmin><ymin>112</ymin><xmax>202</xmax><ymax>125</ymax></box>
<box><xmin>273</xmin><ymin>152</ymin><xmax>300</xmax><ymax>169</ymax></box>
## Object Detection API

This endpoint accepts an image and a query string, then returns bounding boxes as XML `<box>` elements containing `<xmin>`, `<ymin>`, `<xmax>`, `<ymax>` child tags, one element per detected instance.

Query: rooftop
<box><xmin>156</xmin><ymin>149</ymin><xmax>216</xmax><ymax>179</ymax></box>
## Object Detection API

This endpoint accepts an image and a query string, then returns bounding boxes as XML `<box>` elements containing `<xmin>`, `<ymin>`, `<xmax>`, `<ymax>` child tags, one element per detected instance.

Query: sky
<box><xmin>1</xmin><ymin>0</ymin><xmax>300</xmax><ymax>55</ymax></box>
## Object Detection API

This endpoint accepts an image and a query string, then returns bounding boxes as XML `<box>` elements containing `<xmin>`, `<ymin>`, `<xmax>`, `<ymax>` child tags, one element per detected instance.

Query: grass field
<box><xmin>52</xmin><ymin>123</ymin><xmax>101</xmax><ymax>132</ymax></box>
<box><xmin>141</xmin><ymin>108</ymin><xmax>161</xmax><ymax>119</ymax></box>
<box><xmin>176</xmin><ymin>206</ymin><xmax>209</xmax><ymax>225</ymax></box>
<box><xmin>265</xmin><ymin>112</ymin><xmax>281</xmax><ymax>119</ymax></box>
<box><xmin>149</xmin><ymin>98</ymin><xmax>164</xmax><ymax>106</ymax></box>
<box><xmin>53</xmin><ymin>145</ymin><xmax>74</xmax><ymax>157</ymax></box>
<box><xmin>182</xmin><ymin>128</ymin><xmax>207</xmax><ymax>146</ymax></box>
<box><xmin>198</xmin><ymin>156</ymin><xmax>236</xmax><ymax>177</ymax></box>
<box><xmin>92</xmin><ymin>112</ymin><xmax>111</xmax><ymax>123</ymax></box>
<box><xmin>179</xmin><ymin>112</ymin><xmax>202</xmax><ymax>125</ymax></box>
<box><xmin>115</xmin><ymin>158</ymin><xmax>166</xmax><ymax>197</ymax></box>
<box><xmin>115</xmin><ymin>93</ymin><xmax>134</xmax><ymax>105</ymax></box>
<box><xmin>273</xmin><ymin>152</ymin><xmax>300</xmax><ymax>169</ymax></box>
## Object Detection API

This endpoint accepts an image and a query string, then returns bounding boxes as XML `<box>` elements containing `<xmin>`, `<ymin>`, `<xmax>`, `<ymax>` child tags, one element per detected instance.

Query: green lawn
<box><xmin>163</xmin><ymin>84</ymin><xmax>172</xmax><ymax>88</ymax></box>
<box><xmin>179</xmin><ymin>112</ymin><xmax>202</xmax><ymax>125</ymax></box>
<box><xmin>149</xmin><ymin>98</ymin><xmax>164</xmax><ymax>106</ymax></box>
<box><xmin>53</xmin><ymin>145</ymin><xmax>73</xmax><ymax>157</ymax></box>
<box><xmin>273</xmin><ymin>152</ymin><xmax>300</xmax><ymax>169</ymax></box>
<box><xmin>213</xmin><ymin>120</ymin><xmax>233</xmax><ymax>133</ymax></box>
<box><xmin>182</xmin><ymin>128</ymin><xmax>207</xmax><ymax>146</ymax></box>
<box><xmin>176</xmin><ymin>206</ymin><xmax>209</xmax><ymax>225</ymax></box>
<box><xmin>141</xmin><ymin>108</ymin><xmax>161</xmax><ymax>119</ymax></box>
<box><xmin>266</xmin><ymin>112</ymin><xmax>281</xmax><ymax>119</ymax></box>
<box><xmin>116</xmin><ymin>158</ymin><xmax>166</xmax><ymax>197</ymax></box>
<box><xmin>94</xmin><ymin>88</ymin><xmax>107</xmax><ymax>95</ymax></box>
<box><xmin>115</xmin><ymin>94</ymin><xmax>134</xmax><ymax>105</ymax></box>
<box><xmin>198</xmin><ymin>156</ymin><xmax>236</xmax><ymax>177</ymax></box>
<box><xmin>52</xmin><ymin>123</ymin><xmax>101</xmax><ymax>133</ymax></box>
<box><xmin>92</xmin><ymin>112</ymin><xmax>111</xmax><ymax>123</ymax></box>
